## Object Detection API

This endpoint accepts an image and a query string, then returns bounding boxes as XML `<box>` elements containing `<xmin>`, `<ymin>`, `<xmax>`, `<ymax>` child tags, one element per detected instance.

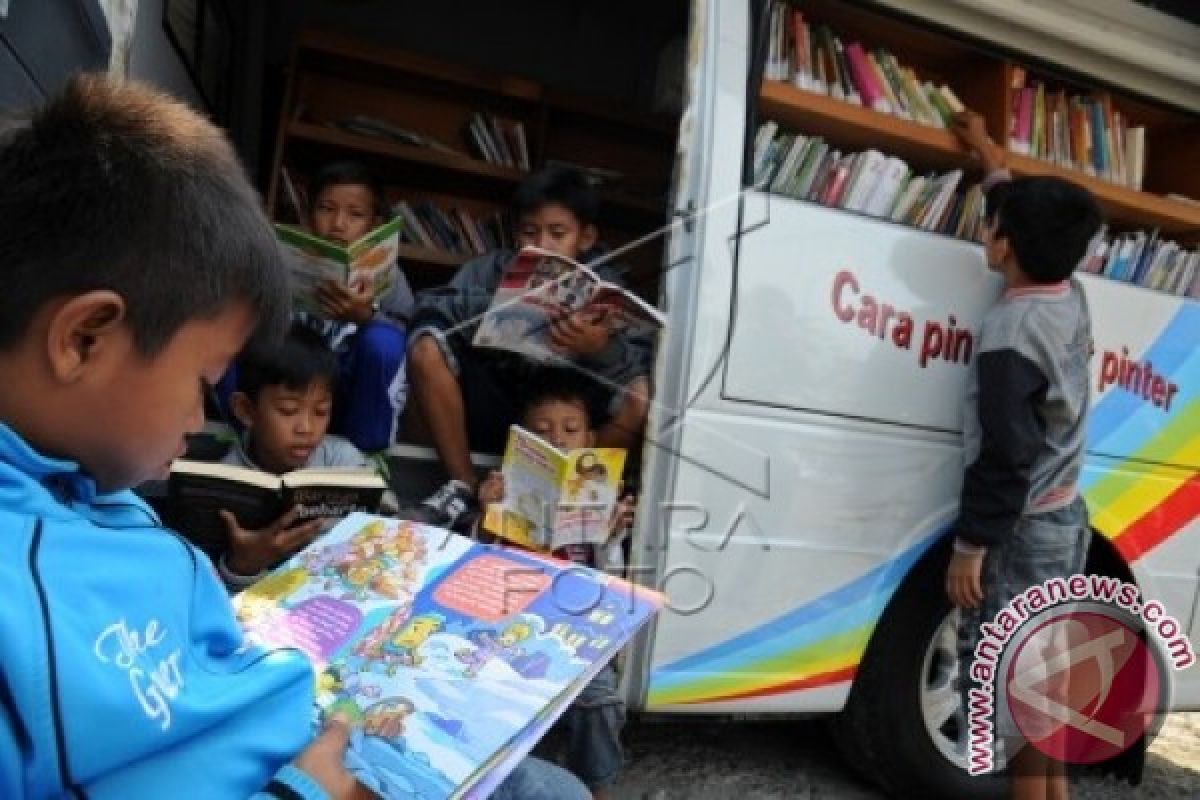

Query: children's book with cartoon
<box><xmin>233</xmin><ymin>512</ymin><xmax>662</xmax><ymax>800</ymax></box>
<box><xmin>482</xmin><ymin>425</ymin><xmax>627</xmax><ymax>553</ymax></box>
<box><xmin>472</xmin><ymin>246</ymin><xmax>665</xmax><ymax>361</ymax></box>
<box><xmin>275</xmin><ymin>216</ymin><xmax>404</xmax><ymax>313</ymax></box>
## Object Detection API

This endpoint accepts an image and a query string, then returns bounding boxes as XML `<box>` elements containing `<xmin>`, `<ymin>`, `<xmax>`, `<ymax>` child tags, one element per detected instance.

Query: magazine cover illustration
<box><xmin>234</xmin><ymin>513</ymin><xmax>661</xmax><ymax>799</ymax></box>
<box><xmin>276</xmin><ymin>216</ymin><xmax>403</xmax><ymax>313</ymax></box>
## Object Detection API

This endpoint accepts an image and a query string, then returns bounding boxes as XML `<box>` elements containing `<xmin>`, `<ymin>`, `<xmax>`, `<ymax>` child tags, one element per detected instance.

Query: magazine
<box><xmin>166</xmin><ymin>460</ymin><xmax>386</xmax><ymax>560</ymax></box>
<box><xmin>233</xmin><ymin>513</ymin><xmax>663</xmax><ymax>800</ymax></box>
<box><xmin>275</xmin><ymin>216</ymin><xmax>405</xmax><ymax>313</ymax></box>
<box><xmin>472</xmin><ymin>246</ymin><xmax>665</xmax><ymax>361</ymax></box>
<box><xmin>482</xmin><ymin>425</ymin><xmax>627</xmax><ymax>553</ymax></box>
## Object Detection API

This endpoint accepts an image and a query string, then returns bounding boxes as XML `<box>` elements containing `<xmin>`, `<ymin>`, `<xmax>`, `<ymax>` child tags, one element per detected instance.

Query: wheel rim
<box><xmin>920</xmin><ymin>608</ymin><xmax>971</xmax><ymax>771</ymax></box>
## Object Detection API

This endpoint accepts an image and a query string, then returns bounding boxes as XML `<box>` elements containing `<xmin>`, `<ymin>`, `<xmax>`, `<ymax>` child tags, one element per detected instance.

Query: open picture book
<box><xmin>472</xmin><ymin>246</ymin><xmax>665</xmax><ymax>360</ymax></box>
<box><xmin>275</xmin><ymin>216</ymin><xmax>405</xmax><ymax>313</ymax></box>
<box><xmin>233</xmin><ymin>513</ymin><xmax>663</xmax><ymax>800</ymax></box>
<box><xmin>166</xmin><ymin>459</ymin><xmax>386</xmax><ymax>560</ymax></box>
<box><xmin>483</xmin><ymin>425</ymin><xmax>627</xmax><ymax>553</ymax></box>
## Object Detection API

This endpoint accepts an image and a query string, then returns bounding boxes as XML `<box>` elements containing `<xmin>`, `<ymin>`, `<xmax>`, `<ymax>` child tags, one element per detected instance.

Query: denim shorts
<box><xmin>957</xmin><ymin>497</ymin><xmax>1091</xmax><ymax>741</ymax></box>
<box><xmin>540</xmin><ymin>661</ymin><xmax>626</xmax><ymax>790</ymax></box>
<box><xmin>491</xmin><ymin>756</ymin><xmax>590</xmax><ymax>800</ymax></box>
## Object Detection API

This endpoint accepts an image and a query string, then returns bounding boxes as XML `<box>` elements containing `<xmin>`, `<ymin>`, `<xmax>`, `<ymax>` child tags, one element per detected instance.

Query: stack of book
<box><xmin>1080</xmin><ymin>226</ymin><xmax>1200</xmax><ymax>297</ymax></box>
<box><xmin>753</xmin><ymin>121</ymin><xmax>986</xmax><ymax>241</ymax></box>
<box><xmin>765</xmin><ymin>0</ymin><xmax>966</xmax><ymax>128</ymax></box>
<box><xmin>393</xmin><ymin>200</ymin><xmax>512</xmax><ymax>257</ymax></box>
<box><xmin>1008</xmin><ymin>67</ymin><xmax>1146</xmax><ymax>190</ymax></box>
<box><xmin>466</xmin><ymin>112</ymin><xmax>531</xmax><ymax>171</ymax></box>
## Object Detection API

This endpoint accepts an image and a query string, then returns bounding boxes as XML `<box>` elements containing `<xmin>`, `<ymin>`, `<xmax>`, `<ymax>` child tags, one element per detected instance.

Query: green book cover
<box><xmin>275</xmin><ymin>216</ymin><xmax>405</xmax><ymax>314</ymax></box>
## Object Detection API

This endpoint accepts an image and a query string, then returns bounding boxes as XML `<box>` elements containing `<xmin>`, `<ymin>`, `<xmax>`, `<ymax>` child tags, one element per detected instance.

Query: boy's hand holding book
<box><xmin>548</xmin><ymin>306</ymin><xmax>611</xmax><ymax>357</ymax></box>
<box><xmin>317</xmin><ymin>279</ymin><xmax>375</xmax><ymax>325</ymax></box>
<box><xmin>221</xmin><ymin>506</ymin><xmax>325</xmax><ymax>577</ymax></box>
<box><xmin>293</xmin><ymin>714</ymin><xmax>377</xmax><ymax>800</ymax></box>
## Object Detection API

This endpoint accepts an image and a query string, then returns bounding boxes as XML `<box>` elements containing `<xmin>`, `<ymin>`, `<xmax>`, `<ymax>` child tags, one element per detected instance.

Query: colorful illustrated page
<box><xmin>235</xmin><ymin>513</ymin><xmax>662</xmax><ymax>799</ymax></box>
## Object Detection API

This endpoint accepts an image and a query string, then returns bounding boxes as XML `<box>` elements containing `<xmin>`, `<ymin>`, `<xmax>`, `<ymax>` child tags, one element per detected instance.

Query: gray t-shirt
<box><xmin>221</xmin><ymin>434</ymin><xmax>368</xmax><ymax>471</ymax></box>
<box><xmin>957</xmin><ymin>279</ymin><xmax>1092</xmax><ymax>548</ymax></box>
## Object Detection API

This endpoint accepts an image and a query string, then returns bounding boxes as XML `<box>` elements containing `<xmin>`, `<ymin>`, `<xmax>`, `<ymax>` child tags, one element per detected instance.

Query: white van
<box><xmin>614</xmin><ymin>2</ymin><xmax>1199</xmax><ymax>797</ymax></box>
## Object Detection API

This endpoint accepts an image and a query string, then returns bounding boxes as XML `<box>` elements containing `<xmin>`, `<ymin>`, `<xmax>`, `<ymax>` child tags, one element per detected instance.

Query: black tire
<box><xmin>831</xmin><ymin>542</ymin><xmax>1007</xmax><ymax>799</ymax></box>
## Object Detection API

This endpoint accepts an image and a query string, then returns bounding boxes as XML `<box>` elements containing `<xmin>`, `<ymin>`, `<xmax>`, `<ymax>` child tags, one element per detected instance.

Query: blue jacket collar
<box><xmin>0</xmin><ymin>422</ymin><xmax>158</xmax><ymax>526</ymax></box>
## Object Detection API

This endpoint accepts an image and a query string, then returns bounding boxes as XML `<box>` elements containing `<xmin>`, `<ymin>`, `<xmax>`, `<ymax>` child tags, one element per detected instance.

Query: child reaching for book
<box><xmin>215</xmin><ymin>321</ymin><xmax>377</xmax><ymax>588</ymax></box>
<box><xmin>407</xmin><ymin>165</ymin><xmax>653</xmax><ymax>530</ymax></box>
<box><xmin>0</xmin><ymin>75</ymin><xmax>586</xmax><ymax>800</ymax></box>
<box><xmin>949</xmin><ymin>111</ymin><xmax>1102</xmax><ymax>800</ymax></box>
<box><xmin>475</xmin><ymin>370</ymin><xmax>635</xmax><ymax>799</ymax></box>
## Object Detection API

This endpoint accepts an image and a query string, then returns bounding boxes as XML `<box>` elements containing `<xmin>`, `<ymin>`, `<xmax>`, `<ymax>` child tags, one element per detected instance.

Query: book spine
<box><xmin>844</xmin><ymin>42</ymin><xmax>888</xmax><ymax>113</ymax></box>
<box><xmin>790</xmin><ymin>9</ymin><xmax>811</xmax><ymax>89</ymax></box>
<box><xmin>832</xmin><ymin>36</ymin><xmax>861</xmax><ymax>105</ymax></box>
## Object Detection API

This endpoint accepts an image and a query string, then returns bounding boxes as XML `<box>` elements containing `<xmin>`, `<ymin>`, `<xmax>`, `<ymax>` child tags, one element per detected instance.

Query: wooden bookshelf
<box><xmin>396</xmin><ymin>244</ymin><xmax>468</xmax><ymax>269</ymax></box>
<box><xmin>285</xmin><ymin>121</ymin><xmax>528</xmax><ymax>189</ymax></box>
<box><xmin>760</xmin><ymin>81</ymin><xmax>1200</xmax><ymax>236</ymax></box>
<box><xmin>1007</xmin><ymin>153</ymin><xmax>1200</xmax><ymax>236</ymax></box>
<box><xmin>268</xmin><ymin>32</ymin><xmax>676</xmax><ymax>292</ymax></box>
<box><xmin>756</xmin><ymin>0</ymin><xmax>1200</xmax><ymax>242</ymax></box>
<box><xmin>760</xmin><ymin>81</ymin><xmax>966</xmax><ymax>172</ymax></box>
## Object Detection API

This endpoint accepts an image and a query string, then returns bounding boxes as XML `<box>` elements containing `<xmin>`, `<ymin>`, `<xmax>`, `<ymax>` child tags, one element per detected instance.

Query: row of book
<box><xmin>393</xmin><ymin>200</ymin><xmax>514</xmax><ymax>257</ymax></box>
<box><xmin>1080</xmin><ymin>227</ymin><xmax>1199</xmax><ymax>297</ymax></box>
<box><xmin>1009</xmin><ymin>68</ymin><xmax>1146</xmax><ymax>191</ymax></box>
<box><xmin>764</xmin><ymin>0</ymin><xmax>965</xmax><ymax>129</ymax></box>
<box><xmin>753</xmin><ymin>120</ymin><xmax>986</xmax><ymax>241</ymax></box>
<box><xmin>466</xmin><ymin>112</ymin><xmax>531</xmax><ymax>172</ymax></box>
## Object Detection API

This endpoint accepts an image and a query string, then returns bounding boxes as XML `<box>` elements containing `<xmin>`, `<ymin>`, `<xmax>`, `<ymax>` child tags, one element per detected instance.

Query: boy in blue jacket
<box><xmin>0</xmin><ymin>75</ymin><xmax>585</xmax><ymax>800</ymax></box>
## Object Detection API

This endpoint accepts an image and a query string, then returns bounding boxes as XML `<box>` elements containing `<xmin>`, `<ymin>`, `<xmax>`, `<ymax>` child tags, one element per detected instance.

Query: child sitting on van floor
<box><xmin>216</xmin><ymin>321</ymin><xmax>374</xmax><ymax>589</ymax></box>
<box><xmin>406</xmin><ymin>165</ymin><xmax>653</xmax><ymax>530</ymax></box>
<box><xmin>949</xmin><ymin>111</ymin><xmax>1102</xmax><ymax>800</ymax></box>
<box><xmin>477</xmin><ymin>369</ymin><xmax>636</xmax><ymax>800</ymax></box>
<box><xmin>215</xmin><ymin>160</ymin><xmax>413</xmax><ymax>454</ymax></box>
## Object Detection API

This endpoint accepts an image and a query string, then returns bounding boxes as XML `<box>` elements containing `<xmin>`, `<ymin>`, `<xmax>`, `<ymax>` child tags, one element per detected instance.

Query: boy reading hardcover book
<box><xmin>482</xmin><ymin>425</ymin><xmax>627</xmax><ymax>552</ymax></box>
<box><xmin>276</xmin><ymin>215</ymin><xmax>405</xmax><ymax>314</ymax></box>
<box><xmin>233</xmin><ymin>513</ymin><xmax>663</xmax><ymax>800</ymax></box>
<box><xmin>472</xmin><ymin>246</ymin><xmax>665</xmax><ymax>361</ymax></box>
<box><xmin>168</xmin><ymin>459</ymin><xmax>386</xmax><ymax>560</ymax></box>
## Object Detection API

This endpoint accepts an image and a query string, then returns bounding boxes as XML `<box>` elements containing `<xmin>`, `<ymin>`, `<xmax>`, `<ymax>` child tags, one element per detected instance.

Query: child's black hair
<box><xmin>520</xmin><ymin>367</ymin><xmax>602</xmax><ymax>428</ymax></box>
<box><xmin>0</xmin><ymin>74</ymin><xmax>289</xmax><ymax>356</ymax></box>
<box><xmin>236</xmin><ymin>322</ymin><xmax>339</xmax><ymax>401</ymax></box>
<box><xmin>983</xmin><ymin>176</ymin><xmax>1102</xmax><ymax>283</ymax></box>
<box><xmin>512</xmin><ymin>164</ymin><xmax>599</xmax><ymax>227</ymax></box>
<box><xmin>310</xmin><ymin>160</ymin><xmax>390</xmax><ymax>222</ymax></box>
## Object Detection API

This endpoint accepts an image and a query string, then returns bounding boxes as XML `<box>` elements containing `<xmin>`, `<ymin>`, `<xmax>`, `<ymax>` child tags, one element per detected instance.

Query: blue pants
<box><xmin>213</xmin><ymin>322</ymin><xmax>407</xmax><ymax>454</ymax></box>
<box><xmin>491</xmin><ymin>756</ymin><xmax>590</xmax><ymax>800</ymax></box>
<box><xmin>330</xmin><ymin>322</ymin><xmax>407</xmax><ymax>453</ymax></box>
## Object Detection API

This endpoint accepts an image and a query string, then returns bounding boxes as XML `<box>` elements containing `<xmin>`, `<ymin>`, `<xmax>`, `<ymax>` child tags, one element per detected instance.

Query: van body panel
<box><xmin>635</xmin><ymin>0</ymin><xmax>1200</xmax><ymax>715</ymax></box>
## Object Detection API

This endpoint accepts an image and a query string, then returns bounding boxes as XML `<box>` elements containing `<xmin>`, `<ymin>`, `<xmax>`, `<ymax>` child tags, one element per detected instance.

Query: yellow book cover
<box><xmin>483</xmin><ymin>425</ymin><xmax>626</xmax><ymax>552</ymax></box>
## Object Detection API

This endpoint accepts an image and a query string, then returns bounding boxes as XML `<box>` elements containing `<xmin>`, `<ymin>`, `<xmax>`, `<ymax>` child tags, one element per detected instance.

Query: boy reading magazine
<box><xmin>409</xmin><ymin>166</ymin><xmax>658</xmax><ymax>529</ymax></box>
<box><xmin>482</xmin><ymin>424</ymin><xmax>626</xmax><ymax>553</ymax></box>
<box><xmin>277</xmin><ymin>206</ymin><xmax>404</xmax><ymax>315</ymax></box>
<box><xmin>472</xmin><ymin>245</ymin><xmax>665</xmax><ymax>363</ymax></box>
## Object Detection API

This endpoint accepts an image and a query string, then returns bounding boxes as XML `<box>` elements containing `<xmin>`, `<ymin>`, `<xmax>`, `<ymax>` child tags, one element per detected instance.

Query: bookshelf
<box><xmin>267</xmin><ymin>30</ymin><xmax>677</xmax><ymax>294</ymax></box>
<box><xmin>756</xmin><ymin>0</ymin><xmax>1200</xmax><ymax>249</ymax></box>
<box><xmin>760</xmin><ymin>81</ymin><xmax>1200</xmax><ymax>236</ymax></box>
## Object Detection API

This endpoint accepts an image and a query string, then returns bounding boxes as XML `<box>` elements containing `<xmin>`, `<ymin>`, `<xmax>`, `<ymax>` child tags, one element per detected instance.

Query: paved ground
<box><xmin>610</xmin><ymin>712</ymin><xmax>1200</xmax><ymax>799</ymax></box>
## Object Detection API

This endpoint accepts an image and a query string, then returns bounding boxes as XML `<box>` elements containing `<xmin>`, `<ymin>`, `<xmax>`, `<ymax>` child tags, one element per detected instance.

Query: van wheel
<box><xmin>831</xmin><ymin>546</ymin><xmax>1007</xmax><ymax>799</ymax></box>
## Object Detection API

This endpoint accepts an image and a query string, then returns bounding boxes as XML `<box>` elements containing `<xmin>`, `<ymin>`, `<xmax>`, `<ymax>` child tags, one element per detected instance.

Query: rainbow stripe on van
<box><xmin>648</xmin><ymin>302</ymin><xmax>1197</xmax><ymax>709</ymax></box>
